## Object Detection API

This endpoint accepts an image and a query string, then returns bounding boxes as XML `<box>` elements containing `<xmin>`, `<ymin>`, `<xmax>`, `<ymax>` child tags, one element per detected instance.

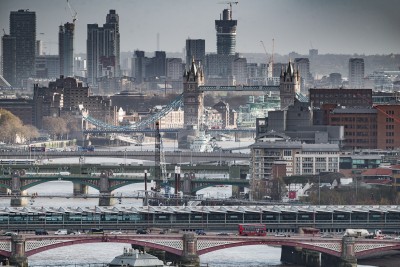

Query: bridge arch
<box><xmin>197</xmin><ymin>240</ymin><xmax>342</xmax><ymax>258</ymax></box>
<box><xmin>25</xmin><ymin>236</ymin><xmax>183</xmax><ymax>257</ymax></box>
<box><xmin>20</xmin><ymin>178</ymin><xmax>101</xmax><ymax>192</ymax></box>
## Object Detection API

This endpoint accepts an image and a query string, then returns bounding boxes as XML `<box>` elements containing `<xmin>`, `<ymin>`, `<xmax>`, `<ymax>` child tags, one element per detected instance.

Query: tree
<box><xmin>61</xmin><ymin>114</ymin><xmax>81</xmax><ymax>139</ymax></box>
<box><xmin>42</xmin><ymin>116</ymin><xmax>68</xmax><ymax>140</ymax></box>
<box><xmin>20</xmin><ymin>125</ymin><xmax>40</xmax><ymax>143</ymax></box>
<box><xmin>268</xmin><ymin>177</ymin><xmax>287</xmax><ymax>201</ymax></box>
<box><xmin>0</xmin><ymin>109</ymin><xmax>37</xmax><ymax>144</ymax></box>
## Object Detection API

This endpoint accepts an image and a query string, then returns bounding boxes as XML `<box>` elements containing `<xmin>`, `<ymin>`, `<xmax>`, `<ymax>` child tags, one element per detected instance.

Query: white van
<box><xmin>54</xmin><ymin>229</ymin><xmax>68</xmax><ymax>235</ymax></box>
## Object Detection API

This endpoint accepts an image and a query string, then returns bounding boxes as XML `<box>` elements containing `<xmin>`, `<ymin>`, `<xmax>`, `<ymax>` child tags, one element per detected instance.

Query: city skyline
<box><xmin>0</xmin><ymin>0</ymin><xmax>400</xmax><ymax>56</ymax></box>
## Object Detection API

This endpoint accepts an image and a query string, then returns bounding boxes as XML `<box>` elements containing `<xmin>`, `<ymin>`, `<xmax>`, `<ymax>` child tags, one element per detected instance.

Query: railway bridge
<box><xmin>0</xmin><ymin>233</ymin><xmax>399</xmax><ymax>267</ymax></box>
<box><xmin>0</xmin><ymin>168</ymin><xmax>249</xmax><ymax>206</ymax></box>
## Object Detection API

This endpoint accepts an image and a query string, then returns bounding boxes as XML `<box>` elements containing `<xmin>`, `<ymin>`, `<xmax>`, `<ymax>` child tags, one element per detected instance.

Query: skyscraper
<box><xmin>185</xmin><ymin>39</ymin><xmax>205</xmax><ymax>70</ymax></box>
<box><xmin>295</xmin><ymin>58</ymin><xmax>311</xmax><ymax>93</ymax></box>
<box><xmin>215</xmin><ymin>7</ymin><xmax>237</xmax><ymax>55</ymax></box>
<box><xmin>1</xmin><ymin>34</ymin><xmax>17</xmax><ymax>86</ymax></box>
<box><xmin>87</xmin><ymin>10</ymin><xmax>120</xmax><ymax>85</ymax></box>
<box><xmin>10</xmin><ymin>9</ymin><xmax>36</xmax><ymax>87</ymax></box>
<box><xmin>59</xmin><ymin>22</ymin><xmax>75</xmax><ymax>77</ymax></box>
<box><xmin>349</xmin><ymin>58</ymin><xmax>365</xmax><ymax>89</ymax></box>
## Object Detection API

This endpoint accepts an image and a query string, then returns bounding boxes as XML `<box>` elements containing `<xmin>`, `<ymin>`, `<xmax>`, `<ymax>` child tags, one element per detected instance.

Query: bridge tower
<box><xmin>183</xmin><ymin>59</ymin><xmax>205</xmax><ymax>129</ymax></box>
<box><xmin>279</xmin><ymin>60</ymin><xmax>300</xmax><ymax>110</ymax></box>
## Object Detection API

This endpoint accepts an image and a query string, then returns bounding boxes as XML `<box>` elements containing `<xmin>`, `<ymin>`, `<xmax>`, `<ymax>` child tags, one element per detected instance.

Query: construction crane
<box><xmin>219</xmin><ymin>1</ymin><xmax>239</xmax><ymax>13</ymax></box>
<box><xmin>66</xmin><ymin>0</ymin><xmax>77</xmax><ymax>24</ymax></box>
<box><xmin>260</xmin><ymin>39</ymin><xmax>274</xmax><ymax>78</ymax></box>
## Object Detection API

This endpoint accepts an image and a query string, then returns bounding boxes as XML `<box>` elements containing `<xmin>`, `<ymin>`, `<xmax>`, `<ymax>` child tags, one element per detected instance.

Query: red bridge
<box><xmin>1</xmin><ymin>233</ymin><xmax>400</xmax><ymax>267</ymax></box>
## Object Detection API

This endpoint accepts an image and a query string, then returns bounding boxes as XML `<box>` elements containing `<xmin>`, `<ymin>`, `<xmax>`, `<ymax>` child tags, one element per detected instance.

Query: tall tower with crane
<box><xmin>215</xmin><ymin>2</ymin><xmax>238</xmax><ymax>55</ymax></box>
<box><xmin>59</xmin><ymin>0</ymin><xmax>77</xmax><ymax>77</ymax></box>
<box><xmin>260</xmin><ymin>39</ymin><xmax>274</xmax><ymax>77</ymax></box>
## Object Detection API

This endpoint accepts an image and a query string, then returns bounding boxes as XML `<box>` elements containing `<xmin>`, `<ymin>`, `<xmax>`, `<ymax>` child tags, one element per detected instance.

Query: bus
<box><xmin>29</xmin><ymin>146</ymin><xmax>46</xmax><ymax>152</ymax></box>
<box><xmin>238</xmin><ymin>224</ymin><xmax>267</xmax><ymax>236</ymax></box>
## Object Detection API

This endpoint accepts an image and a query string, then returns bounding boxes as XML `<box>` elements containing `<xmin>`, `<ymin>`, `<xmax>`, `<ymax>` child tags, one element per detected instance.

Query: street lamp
<box><xmin>124</xmin><ymin>148</ymin><xmax>127</xmax><ymax>166</ymax></box>
<box><xmin>174</xmin><ymin>166</ymin><xmax>181</xmax><ymax>195</ymax></box>
<box><xmin>318</xmin><ymin>175</ymin><xmax>321</xmax><ymax>205</ymax></box>
<box><xmin>144</xmin><ymin>170</ymin><xmax>148</xmax><ymax>206</ymax></box>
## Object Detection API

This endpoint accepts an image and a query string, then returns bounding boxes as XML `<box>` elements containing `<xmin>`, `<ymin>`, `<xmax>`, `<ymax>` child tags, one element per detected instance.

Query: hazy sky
<box><xmin>1</xmin><ymin>0</ymin><xmax>399</xmax><ymax>55</ymax></box>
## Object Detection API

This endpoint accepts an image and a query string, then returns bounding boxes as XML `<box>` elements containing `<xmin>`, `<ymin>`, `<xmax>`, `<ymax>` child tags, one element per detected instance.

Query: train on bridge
<box><xmin>0</xmin><ymin>205</ymin><xmax>399</xmax><ymax>234</ymax></box>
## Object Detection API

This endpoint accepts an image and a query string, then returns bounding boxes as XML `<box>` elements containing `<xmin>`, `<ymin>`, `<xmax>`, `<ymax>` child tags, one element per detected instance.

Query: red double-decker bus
<box><xmin>238</xmin><ymin>224</ymin><xmax>267</xmax><ymax>236</ymax></box>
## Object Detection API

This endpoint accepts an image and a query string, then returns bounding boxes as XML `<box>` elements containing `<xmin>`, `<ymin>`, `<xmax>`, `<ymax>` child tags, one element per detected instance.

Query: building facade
<box><xmin>59</xmin><ymin>22</ymin><xmax>75</xmax><ymax>77</ymax></box>
<box><xmin>348</xmin><ymin>58</ymin><xmax>365</xmax><ymax>89</ymax></box>
<box><xmin>185</xmin><ymin>39</ymin><xmax>205</xmax><ymax>70</ymax></box>
<box><xmin>294</xmin><ymin>58</ymin><xmax>311</xmax><ymax>94</ymax></box>
<box><xmin>9</xmin><ymin>9</ymin><xmax>36</xmax><ymax>87</ymax></box>
<box><xmin>215</xmin><ymin>8</ymin><xmax>237</xmax><ymax>55</ymax></box>
<box><xmin>87</xmin><ymin>10</ymin><xmax>120</xmax><ymax>85</ymax></box>
<box><xmin>1</xmin><ymin>34</ymin><xmax>17</xmax><ymax>86</ymax></box>
<box><xmin>375</xmin><ymin>104</ymin><xmax>400</xmax><ymax>150</ymax></box>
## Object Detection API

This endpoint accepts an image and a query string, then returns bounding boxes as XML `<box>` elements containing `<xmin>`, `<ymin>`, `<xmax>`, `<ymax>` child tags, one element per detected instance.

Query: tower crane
<box><xmin>260</xmin><ymin>39</ymin><xmax>274</xmax><ymax>78</ymax></box>
<box><xmin>66</xmin><ymin>0</ymin><xmax>77</xmax><ymax>24</ymax></box>
<box><xmin>219</xmin><ymin>1</ymin><xmax>239</xmax><ymax>12</ymax></box>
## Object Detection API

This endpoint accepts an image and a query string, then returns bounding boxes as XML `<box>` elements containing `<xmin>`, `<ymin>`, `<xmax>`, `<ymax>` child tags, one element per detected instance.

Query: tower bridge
<box><xmin>0</xmin><ymin>233</ymin><xmax>399</xmax><ymax>267</ymax></box>
<box><xmin>80</xmin><ymin>61</ymin><xmax>282</xmax><ymax>137</ymax></box>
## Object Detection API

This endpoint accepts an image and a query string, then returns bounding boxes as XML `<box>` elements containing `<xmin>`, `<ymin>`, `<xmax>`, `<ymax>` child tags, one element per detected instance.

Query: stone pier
<box><xmin>98</xmin><ymin>170</ymin><xmax>115</xmax><ymax>206</ymax></box>
<box><xmin>9</xmin><ymin>235</ymin><xmax>28</xmax><ymax>267</ymax></box>
<box><xmin>73</xmin><ymin>183</ymin><xmax>88</xmax><ymax>196</ymax></box>
<box><xmin>179</xmin><ymin>233</ymin><xmax>200</xmax><ymax>267</ymax></box>
<box><xmin>10</xmin><ymin>171</ymin><xmax>28</xmax><ymax>207</ymax></box>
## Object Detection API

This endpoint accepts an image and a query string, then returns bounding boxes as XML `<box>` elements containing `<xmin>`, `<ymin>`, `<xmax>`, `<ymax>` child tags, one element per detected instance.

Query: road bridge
<box><xmin>0</xmin><ymin>233</ymin><xmax>398</xmax><ymax>267</ymax></box>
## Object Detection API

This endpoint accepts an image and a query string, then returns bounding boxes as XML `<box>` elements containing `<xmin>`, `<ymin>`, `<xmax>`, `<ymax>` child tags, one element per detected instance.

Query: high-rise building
<box><xmin>294</xmin><ymin>58</ymin><xmax>311</xmax><ymax>93</ymax></box>
<box><xmin>10</xmin><ymin>9</ymin><xmax>36</xmax><ymax>87</ymax></box>
<box><xmin>59</xmin><ymin>22</ymin><xmax>75</xmax><ymax>77</ymax></box>
<box><xmin>1</xmin><ymin>34</ymin><xmax>17</xmax><ymax>86</ymax></box>
<box><xmin>349</xmin><ymin>58</ymin><xmax>365</xmax><ymax>89</ymax></box>
<box><xmin>185</xmin><ymin>39</ymin><xmax>205</xmax><ymax>70</ymax></box>
<box><xmin>215</xmin><ymin>8</ymin><xmax>237</xmax><ymax>55</ymax></box>
<box><xmin>87</xmin><ymin>10</ymin><xmax>120</xmax><ymax>85</ymax></box>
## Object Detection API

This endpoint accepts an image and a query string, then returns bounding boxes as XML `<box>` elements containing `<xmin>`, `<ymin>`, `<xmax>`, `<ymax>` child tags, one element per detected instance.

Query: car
<box><xmin>35</xmin><ymin>229</ymin><xmax>48</xmax><ymax>235</ymax></box>
<box><xmin>69</xmin><ymin>231</ymin><xmax>82</xmax><ymax>235</ymax></box>
<box><xmin>394</xmin><ymin>236</ymin><xmax>400</xmax><ymax>240</ymax></box>
<box><xmin>195</xmin><ymin>230</ymin><xmax>206</xmax><ymax>235</ymax></box>
<box><xmin>136</xmin><ymin>229</ymin><xmax>148</xmax><ymax>234</ymax></box>
<box><xmin>54</xmin><ymin>229</ymin><xmax>68</xmax><ymax>235</ymax></box>
<box><xmin>274</xmin><ymin>233</ymin><xmax>287</xmax><ymax>237</ymax></box>
<box><xmin>1</xmin><ymin>232</ymin><xmax>17</xmax><ymax>236</ymax></box>
<box><xmin>110</xmin><ymin>231</ymin><xmax>123</xmax><ymax>235</ymax></box>
<box><xmin>321</xmin><ymin>234</ymin><xmax>334</xmax><ymax>238</ymax></box>
<box><xmin>217</xmin><ymin>232</ymin><xmax>230</xmax><ymax>236</ymax></box>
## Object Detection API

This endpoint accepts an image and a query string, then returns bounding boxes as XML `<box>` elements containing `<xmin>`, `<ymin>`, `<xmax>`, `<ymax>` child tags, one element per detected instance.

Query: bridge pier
<box><xmin>338</xmin><ymin>236</ymin><xmax>357</xmax><ymax>267</ymax></box>
<box><xmin>98</xmin><ymin>171</ymin><xmax>116</xmax><ymax>206</ymax></box>
<box><xmin>179</xmin><ymin>233</ymin><xmax>200</xmax><ymax>267</ymax></box>
<box><xmin>9</xmin><ymin>235</ymin><xmax>28</xmax><ymax>267</ymax></box>
<box><xmin>73</xmin><ymin>183</ymin><xmax>88</xmax><ymax>196</ymax></box>
<box><xmin>281</xmin><ymin>246</ymin><xmax>321</xmax><ymax>267</ymax></box>
<box><xmin>10</xmin><ymin>171</ymin><xmax>28</xmax><ymax>207</ymax></box>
